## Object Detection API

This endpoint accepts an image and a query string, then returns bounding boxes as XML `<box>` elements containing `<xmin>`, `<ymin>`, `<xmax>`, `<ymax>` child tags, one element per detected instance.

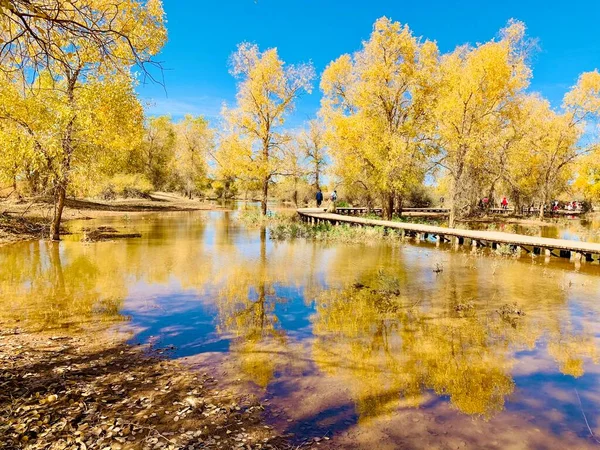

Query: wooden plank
<box><xmin>296</xmin><ymin>209</ymin><xmax>600</xmax><ymax>255</ymax></box>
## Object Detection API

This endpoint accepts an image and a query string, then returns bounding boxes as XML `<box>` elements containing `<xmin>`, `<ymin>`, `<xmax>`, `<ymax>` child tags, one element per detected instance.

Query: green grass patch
<box><xmin>270</xmin><ymin>220</ymin><xmax>404</xmax><ymax>244</ymax></box>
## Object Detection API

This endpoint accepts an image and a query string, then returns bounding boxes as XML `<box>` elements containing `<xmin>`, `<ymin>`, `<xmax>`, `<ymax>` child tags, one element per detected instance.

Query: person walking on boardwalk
<box><xmin>327</xmin><ymin>190</ymin><xmax>338</xmax><ymax>213</ymax></box>
<box><xmin>316</xmin><ymin>189</ymin><xmax>323</xmax><ymax>208</ymax></box>
<box><xmin>501</xmin><ymin>197</ymin><xmax>508</xmax><ymax>210</ymax></box>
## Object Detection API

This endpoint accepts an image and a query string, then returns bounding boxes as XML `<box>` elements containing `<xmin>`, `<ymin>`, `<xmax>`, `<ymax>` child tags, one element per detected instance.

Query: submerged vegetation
<box><xmin>270</xmin><ymin>221</ymin><xmax>405</xmax><ymax>244</ymax></box>
<box><xmin>236</xmin><ymin>209</ymin><xmax>404</xmax><ymax>244</ymax></box>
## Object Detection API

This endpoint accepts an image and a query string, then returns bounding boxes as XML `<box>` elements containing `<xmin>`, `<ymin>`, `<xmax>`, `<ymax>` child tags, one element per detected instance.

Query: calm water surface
<box><xmin>2</xmin><ymin>211</ymin><xmax>600</xmax><ymax>449</ymax></box>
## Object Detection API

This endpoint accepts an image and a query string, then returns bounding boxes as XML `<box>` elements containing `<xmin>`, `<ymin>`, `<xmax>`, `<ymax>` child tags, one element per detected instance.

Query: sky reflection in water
<box><xmin>2</xmin><ymin>210</ymin><xmax>600</xmax><ymax>448</ymax></box>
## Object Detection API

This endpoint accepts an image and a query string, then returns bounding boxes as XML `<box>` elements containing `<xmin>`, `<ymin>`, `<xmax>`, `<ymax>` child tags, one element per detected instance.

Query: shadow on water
<box><xmin>3</xmin><ymin>211</ymin><xmax>600</xmax><ymax>447</ymax></box>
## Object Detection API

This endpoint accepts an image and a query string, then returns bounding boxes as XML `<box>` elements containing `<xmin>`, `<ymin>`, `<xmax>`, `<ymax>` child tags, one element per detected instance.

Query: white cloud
<box><xmin>142</xmin><ymin>96</ymin><xmax>228</xmax><ymax>121</ymax></box>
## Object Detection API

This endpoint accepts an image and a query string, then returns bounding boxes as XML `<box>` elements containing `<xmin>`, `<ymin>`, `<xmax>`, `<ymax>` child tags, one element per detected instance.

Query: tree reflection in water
<box><xmin>216</xmin><ymin>228</ymin><xmax>290</xmax><ymax>387</ymax></box>
<box><xmin>0</xmin><ymin>241</ymin><xmax>125</xmax><ymax>330</ymax></box>
<box><xmin>310</xmin><ymin>266</ymin><xmax>599</xmax><ymax>420</ymax></box>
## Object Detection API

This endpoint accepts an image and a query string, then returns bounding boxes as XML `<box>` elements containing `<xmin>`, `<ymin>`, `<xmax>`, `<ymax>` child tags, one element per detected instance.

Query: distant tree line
<box><xmin>2</xmin><ymin>7</ymin><xmax>600</xmax><ymax>239</ymax></box>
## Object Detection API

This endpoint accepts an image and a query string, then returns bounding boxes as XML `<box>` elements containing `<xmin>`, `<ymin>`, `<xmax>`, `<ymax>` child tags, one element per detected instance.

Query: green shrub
<box><xmin>269</xmin><ymin>221</ymin><xmax>404</xmax><ymax>245</ymax></box>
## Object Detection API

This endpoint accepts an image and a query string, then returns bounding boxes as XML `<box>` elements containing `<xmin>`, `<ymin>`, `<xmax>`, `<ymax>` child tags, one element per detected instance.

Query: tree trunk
<box><xmin>261</xmin><ymin>177</ymin><xmax>268</xmax><ymax>216</ymax></box>
<box><xmin>50</xmin><ymin>68</ymin><xmax>79</xmax><ymax>241</ymax></box>
<box><xmin>538</xmin><ymin>185</ymin><xmax>548</xmax><ymax>221</ymax></box>
<box><xmin>293</xmin><ymin>177</ymin><xmax>299</xmax><ymax>207</ymax></box>
<box><xmin>538</xmin><ymin>196</ymin><xmax>548</xmax><ymax>220</ymax></box>
<box><xmin>514</xmin><ymin>192</ymin><xmax>522</xmax><ymax>216</ymax></box>
<box><xmin>315</xmin><ymin>166</ymin><xmax>320</xmax><ymax>191</ymax></box>
<box><xmin>449</xmin><ymin>181</ymin><xmax>460</xmax><ymax>228</ymax></box>
<box><xmin>50</xmin><ymin>182</ymin><xmax>66</xmax><ymax>241</ymax></box>
<box><xmin>487</xmin><ymin>182</ymin><xmax>496</xmax><ymax>211</ymax></box>
<box><xmin>383</xmin><ymin>192</ymin><xmax>394</xmax><ymax>220</ymax></box>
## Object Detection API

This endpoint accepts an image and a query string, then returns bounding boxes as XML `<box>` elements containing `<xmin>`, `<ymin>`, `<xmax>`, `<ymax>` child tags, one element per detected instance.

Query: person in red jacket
<box><xmin>501</xmin><ymin>197</ymin><xmax>508</xmax><ymax>209</ymax></box>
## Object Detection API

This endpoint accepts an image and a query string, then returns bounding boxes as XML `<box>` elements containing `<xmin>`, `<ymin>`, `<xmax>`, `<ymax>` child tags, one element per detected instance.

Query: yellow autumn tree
<box><xmin>218</xmin><ymin>42</ymin><xmax>315</xmax><ymax>215</ymax></box>
<box><xmin>298</xmin><ymin>119</ymin><xmax>328</xmax><ymax>190</ymax></box>
<box><xmin>320</xmin><ymin>17</ymin><xmax>440</xmax><ymax>219</ymax></box>
<box><xmin>575</xmin><ymin>150</ymin><xmax>600</xmax><ymax>203</ymax></box>
<box><xmin>566</xmin><ymin>71</ymin><xmax>600</xmax><ymax>203</ymax></box>
<box><xmin>0</xmin><ymin>0</ymin><xmax>166</xmax><ymax>77</ymax></box>
<box><xmin>524</xmin><ymin>98</ymin><xmax>580</xmax><ymax>219</ymax></box>
<box><xmin>502</xmin><ymin>71</ymin><xmax>600</xmax><ymax>218</ymax></box>
<box><xmin>173</xmin><ymin>115</ymin><xmax>214</xmax><ymax>198</ymax></box>
<box><xmin>135</xmin><ymin>115</ymin><xmax>177</xmax><ymax>190</ymax></box>
<box><xmin>434</xmin><ymin>20</ymin><xmax>531</xmax><ymax>226</ymax></box>
<box><xmin>271</xmin><ymin>136</ymin><xmax>308</xmax><ymax>207</ymax></box>
<box><xmin>0</xmin><ymin>114</ymin><xmax>32</xmax><ymax>194</ymax></box>
<box><xmin>0</xmin><ymin>0</ymin><xmax>165</xmax><ymax>240</ymax></box>
<box><xmin>0</xmin><ymin>70</ymin><xmax>146</xmax><ymax>202</ymax></box>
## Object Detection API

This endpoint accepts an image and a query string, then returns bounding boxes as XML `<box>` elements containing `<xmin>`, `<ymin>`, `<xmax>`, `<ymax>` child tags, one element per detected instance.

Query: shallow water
<box><xmin>2</xmin><ymin>211</ymin><xmax>600</xmax><ymax>448</ymax></box>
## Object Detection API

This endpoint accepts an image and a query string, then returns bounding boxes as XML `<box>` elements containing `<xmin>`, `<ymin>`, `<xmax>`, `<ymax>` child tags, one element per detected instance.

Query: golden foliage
<box><xmin>216</xmin><ymin>43</ymin><xmax>315</xmax><ymax>215</ymax></box>
<box><xmin>320</xmin><ymin>17</ymin><xmax>439</xmax><ymax>217</ymax></box>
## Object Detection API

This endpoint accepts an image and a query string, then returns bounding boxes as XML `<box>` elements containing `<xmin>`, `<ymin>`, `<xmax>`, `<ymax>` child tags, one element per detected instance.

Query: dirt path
<box><xmin>0</xmin><ymin>193</ymin><xmax>225</xmax><ymax>245</ymax></box>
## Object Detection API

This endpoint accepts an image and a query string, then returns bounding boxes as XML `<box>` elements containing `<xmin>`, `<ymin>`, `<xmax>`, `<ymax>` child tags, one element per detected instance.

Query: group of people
<box><xmin>315</xmin><ymin>189</ymin><xmax>337</xmax><ymax>208</ymax></box>
<box><xmin>479</xmin><ymin>196</ymin><xmax>510</xmax><ymax>209</ymax></box>
<box><xmin>551</xmin><ymin>200</ymin><xmax>582</xmax><ymax>212</ymax></box>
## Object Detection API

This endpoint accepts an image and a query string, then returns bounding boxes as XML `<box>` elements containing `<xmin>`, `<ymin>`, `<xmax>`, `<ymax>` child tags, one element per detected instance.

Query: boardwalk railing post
<box><xmin>451</xmin><ymin>236</ymin><xmax>459</xmax><ymax>249</ymax></box>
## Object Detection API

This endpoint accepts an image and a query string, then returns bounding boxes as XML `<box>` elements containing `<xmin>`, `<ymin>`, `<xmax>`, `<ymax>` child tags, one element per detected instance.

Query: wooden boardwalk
<box><xmin>297</xmin><ymin>208</ymin><xmax>600</xmax><ymax>263</ymax></box>
<box><xmin>333</xmin><ymin>206</ymin><xmax>585</xmax><ymax>217</ymax></box>
<box><xmin>487</xmin><ymin>207</ymin><xmax>584</xmax><ymax>216</ymax></box>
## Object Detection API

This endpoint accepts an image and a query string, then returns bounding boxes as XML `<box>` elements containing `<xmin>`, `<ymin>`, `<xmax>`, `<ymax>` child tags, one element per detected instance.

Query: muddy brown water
<box><xmin>3</xmin><ymin>210</ymin><xmax>600</xmax><ymax>448</ymax></box>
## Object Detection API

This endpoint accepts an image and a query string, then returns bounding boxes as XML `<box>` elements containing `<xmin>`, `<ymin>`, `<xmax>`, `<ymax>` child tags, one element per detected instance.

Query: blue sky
<box><xmin>138</xmin><ymin>0</ymin><xmax>600</xmax><ymax>128</ymax></box>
